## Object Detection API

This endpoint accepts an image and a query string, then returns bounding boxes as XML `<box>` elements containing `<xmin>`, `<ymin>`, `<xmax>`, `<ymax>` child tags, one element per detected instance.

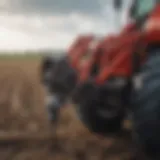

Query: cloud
<box><xmin>0</xmin><ymin>0</ymin><xmax>133</xmax><ymax>51</ymax></box>
<box><xmin>0</xmin><ymin>0</ymin><xmax>108</xmax><ymax>16</ymax></box>
<box><xmin>0</xmin><ymin>12</ymin><xmax>115</xmax><ymax>50</ymax></box>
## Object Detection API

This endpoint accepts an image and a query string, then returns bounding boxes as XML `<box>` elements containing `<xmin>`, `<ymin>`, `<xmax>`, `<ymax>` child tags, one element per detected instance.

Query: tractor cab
<box><xmin>129</xmin><ymin>0</ymin><xmax>158</xmax><ymax>20</ymax></box>
<box><xmin>113</xmin><ymin>0</ymin><xmax>159</xmax><ymax>31</ymax></box>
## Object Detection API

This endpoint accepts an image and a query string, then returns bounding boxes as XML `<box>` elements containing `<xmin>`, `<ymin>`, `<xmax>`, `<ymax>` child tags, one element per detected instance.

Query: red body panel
<box><xmin>67</xmin><ymin>4</ymin><xmax>160</xmax><ymax>85</ymax></box>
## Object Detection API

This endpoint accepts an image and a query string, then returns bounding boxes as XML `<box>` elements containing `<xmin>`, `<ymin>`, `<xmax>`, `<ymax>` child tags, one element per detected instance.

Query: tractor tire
<box><xmin>131</xmin><ymin>50</ymin><xmax>160</xmax><ymax>159</ymax></box>
<box><xmin>75</xmin><ymin>102</ymin><xmax>124</xmax><ymax>135</ymax></box>
<box><xmin>73</xmin><ymin>81</ymin><xmax>126</xmax><ymax>135</ymax></box>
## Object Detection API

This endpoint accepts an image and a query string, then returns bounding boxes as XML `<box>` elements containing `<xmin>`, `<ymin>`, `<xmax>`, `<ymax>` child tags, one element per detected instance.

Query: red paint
<box><xmin>67</xmin><ymin>4</ymin><xmax>160</xmax><ymax>85</ymax></box>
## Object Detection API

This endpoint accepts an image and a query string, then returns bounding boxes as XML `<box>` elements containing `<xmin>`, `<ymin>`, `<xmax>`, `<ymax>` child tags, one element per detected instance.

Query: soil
<box><xmin>0</xmin><ymin>59</ymin><xmax>133</xmax><ymax>160</ymax></box>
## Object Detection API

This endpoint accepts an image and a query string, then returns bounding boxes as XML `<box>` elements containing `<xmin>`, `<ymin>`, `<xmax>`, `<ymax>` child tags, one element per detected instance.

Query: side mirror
<box><xmin>113</xmin><ymin>0</ymin><xmax>123</xmax><ymax>10</ymax></box>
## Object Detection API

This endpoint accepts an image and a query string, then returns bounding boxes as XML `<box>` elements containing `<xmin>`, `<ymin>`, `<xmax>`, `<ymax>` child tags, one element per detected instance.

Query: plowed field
<box><xmin>0</xmin><ymin>57</ymin><xmax>133</xmax><ymax>160</ymax></box>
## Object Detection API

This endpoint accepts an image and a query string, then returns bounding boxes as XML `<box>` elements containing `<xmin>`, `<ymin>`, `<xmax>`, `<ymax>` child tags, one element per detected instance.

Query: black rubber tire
<box><xmin>73</xmin><ymin>82</ymin><xmax>125</xmax><ymax>136</ymax></box>
<box><xmin>131</xmin><ymin>50</ymin><xmax>160</xmax><ymax>159</ymax></box>
<box><xmin>75</xmin><ymin>102</ymin><xmax>124</xmax><ymax>135</ymax></box>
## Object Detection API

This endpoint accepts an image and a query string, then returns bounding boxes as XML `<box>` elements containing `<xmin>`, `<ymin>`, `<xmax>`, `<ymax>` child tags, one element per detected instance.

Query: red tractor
<box><xmin>41</xmin><ymin>0</ymin><xmax>160</xmax><ymax>159</ymax></box>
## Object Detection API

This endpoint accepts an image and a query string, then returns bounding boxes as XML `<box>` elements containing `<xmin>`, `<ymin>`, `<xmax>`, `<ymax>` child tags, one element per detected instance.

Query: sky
<box><xmin>0</xmin><ymin>0</ymin><xmax>133</xmax><ymax>51</ymax></box>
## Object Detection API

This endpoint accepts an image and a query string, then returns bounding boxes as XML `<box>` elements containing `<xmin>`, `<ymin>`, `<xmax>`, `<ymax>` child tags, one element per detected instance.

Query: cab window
<box><xmin>132</xmin><ymin>0</ymin><xmax>156</xmax><ymax>18</ymax></box>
